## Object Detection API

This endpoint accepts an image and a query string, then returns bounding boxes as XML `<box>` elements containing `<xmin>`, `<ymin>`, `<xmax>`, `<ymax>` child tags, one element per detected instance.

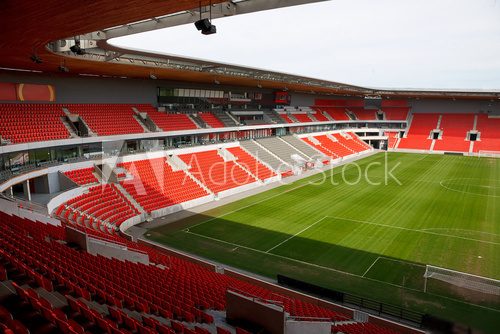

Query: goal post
<box><xmin>424</xmin><ymin>265</ymin><xmax>500</xmax><ymax>296</ymax></box>
<box><xmin>477</xmin><ymin>150</ymin><xmax>500</xmax><ymax>158</ymax></box>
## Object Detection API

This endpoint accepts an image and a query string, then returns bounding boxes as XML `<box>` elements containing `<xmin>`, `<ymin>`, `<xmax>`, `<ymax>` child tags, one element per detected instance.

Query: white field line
<box><xmin>363</xmin><ymin>256</ymin><xmax>426</xmax><ymax>278</ymax></box>
<box><xmin>265</xmin><ymin>217</ymin><xmax>327</xmax><ymax>253</ymax></box>
<box><xmin>182</xmin><ymin>229</ymin><xmax>500</xmax><ymax>313</ymax></box>
<box><xmin>362</xmin><ymin>257</ymin><xmax>381</xmax><ymax>277</ymax></box>
<box><xmin>183</xmin><ymin>164</ymin><xmax>362</xmax><ymax>231</ymax></box>
<box><xmin>326</xmin><ymin>216</ymin><xmax>500</xmax><ymax>246</ymax></box>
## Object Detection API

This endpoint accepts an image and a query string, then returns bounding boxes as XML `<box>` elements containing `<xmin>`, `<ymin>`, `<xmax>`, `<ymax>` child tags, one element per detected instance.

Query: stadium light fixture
<box><xmin>194</xmin><ymin>1</ymin><xmax>216</xmax><ymax>35</ymax></box>
<box><xmin>70</xmin><ymin>36</ymin><xmax>85</xmax><ymax>55</ymax></box>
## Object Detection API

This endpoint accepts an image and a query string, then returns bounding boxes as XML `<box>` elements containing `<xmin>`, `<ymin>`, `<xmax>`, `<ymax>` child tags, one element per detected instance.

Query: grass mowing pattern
<box><xmin>148</xmin><ymin>153</ymin><xmax>500</xmax><ymax>332</ymax></box>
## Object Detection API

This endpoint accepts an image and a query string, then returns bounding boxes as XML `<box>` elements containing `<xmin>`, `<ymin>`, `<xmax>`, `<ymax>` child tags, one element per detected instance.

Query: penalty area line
<box><xmin>265</xmin><ymin>216</ymin><xmax>327</xmax><ymax>253</ymax></box>
<box><xmin>362</xmin><ymin>256</ymin><xmax>381</xmax><ymax>277</ymax></box>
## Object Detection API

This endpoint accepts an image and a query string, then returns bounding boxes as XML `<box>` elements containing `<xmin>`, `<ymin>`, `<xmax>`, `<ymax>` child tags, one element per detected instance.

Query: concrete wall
<box><xmin>0</xmin><ymin>72</ymin><xmax>274</xmax><ymax>105</ymax></box>
<box><xmin>409</xmin><ymin>98</ymin><xmax>500</xmax><ymax>114</ymax></box>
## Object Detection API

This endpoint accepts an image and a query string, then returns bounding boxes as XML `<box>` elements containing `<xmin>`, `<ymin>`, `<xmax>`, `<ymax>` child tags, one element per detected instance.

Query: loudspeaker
<box><xmin>195</xmin><ymin>19</ymin><xmax>212</xmax><ymax>31</ymax></box>
<box><xmin>202</xmin><ymin>24</ymin><xmax>217</xmax><ymax>35</ymax></box>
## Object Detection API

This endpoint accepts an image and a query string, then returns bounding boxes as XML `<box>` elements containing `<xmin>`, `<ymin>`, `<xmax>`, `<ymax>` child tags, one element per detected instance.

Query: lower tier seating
<box><xmin>240</xmin><ymin>140</ymin><xmax>292</xmax><ymax>173</ymax></box>
<box><xmin>64</xmin><ymin>168</ymin><xmax>99</xmax><ymax>185</ymax></box>
<box><xmin>255</xmin><ymin>137</ymin><xmax>309</xmax><ymax>166</ymax></box>
<box><xmin>179</xmin><ymin>150</ymin><xmax>255</xmax><ymax>193</ymax></box>
<box><xmin>398</xmin><ymin>114</ymin><xmax>439</xmax><ymax>150</ymax></box>
<box><xmin>226</xmin><ymin>147</ymin><xmax>276</xmax><ymax>181</ymax></box>
<box><xmin>0</xmin><ymin>211</ymin><xmax>398</xmax><ymax>334</ymax></box>
<box><xmin>473</xmin><ymin>114</ymin><xmax>500</xmax><ymax>152</ymax></box>
<box><xmin>119</xmin><ymin>158</ymin><xmax>209</xmax><ymax>213</ymax></box>
<box><xmin>56</xmin><ymin>184</ymin><xmax>139</xmax><ymax>233</ymax></box>
<box><xmin>433</xmin><ymin>114</ymin><xmax>474</xmax><ymax>152</ymax></box>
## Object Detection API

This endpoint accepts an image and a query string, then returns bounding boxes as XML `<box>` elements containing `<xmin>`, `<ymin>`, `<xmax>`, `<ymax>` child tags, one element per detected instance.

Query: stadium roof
<box><xmin>1</xmin><ymin>0</ymin><xmax>499</xmax><ymax>100</ymax></box>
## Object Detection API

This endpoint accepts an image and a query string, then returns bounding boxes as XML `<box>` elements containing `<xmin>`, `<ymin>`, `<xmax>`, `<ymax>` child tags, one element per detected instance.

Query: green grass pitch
<box><xmin>147</xmin><ymin>153</ymin><xmax>500</xmax><ymax>332</ymax></box>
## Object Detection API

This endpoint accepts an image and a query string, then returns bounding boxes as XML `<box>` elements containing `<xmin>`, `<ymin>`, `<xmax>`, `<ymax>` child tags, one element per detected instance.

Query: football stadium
<box><xmin>0</xmin><ymin>1</ymin><xmax>499</xmax><ymax>334</ymax></box>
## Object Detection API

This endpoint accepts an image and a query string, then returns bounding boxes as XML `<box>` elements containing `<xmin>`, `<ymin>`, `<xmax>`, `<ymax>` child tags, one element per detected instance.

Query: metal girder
<box><xmin>102</xmin><ymin>0</ymin><xmax>329</xmax><ymax>39</ymax></box>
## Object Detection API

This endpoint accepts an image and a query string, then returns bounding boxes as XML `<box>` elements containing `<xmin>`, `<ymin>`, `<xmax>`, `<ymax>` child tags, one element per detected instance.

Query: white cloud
<box><xmin>112</xmin><ymin>0</ymin><xmax>500</xmax><ymax>90</ymax></box>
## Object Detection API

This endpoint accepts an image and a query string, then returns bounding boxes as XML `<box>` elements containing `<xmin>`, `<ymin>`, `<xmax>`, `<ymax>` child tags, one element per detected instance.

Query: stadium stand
<box><xmin>433</xmin><ymin>113</ymin><xmax>474</xmax><ymax>152</ymax></box>
<box><xmin>293</xmin><ymin>113</ymin><xmax>314</xmax><ymax>123</ymax></box>
<box><xmin>255</xmin><ymin>137</ymin><xmax>309</xmax><ymax>166</ymax></box>
<box><xmin>473</xmin><ymin>114</ymin><xmax>500</xmax><ymax>152</ymax></box>
<box><xmin>67</xmin><ymin>104</ymin><xmax>145</xmax><ymax>136</ymax></box>
<box><xmin>179</xmin><ymin>150</ymin><xmax>256</xmax><ymax>193</ymax></box>
<box><xmin>56</xmin><ymin>184</ymin><xmax>139</xmax><ymax>233</ymax></box>
<box><xmin>301</xmin><ymin>132</ymin><xmax>370</xmax><ymax>159</ymax></box>
<box><xmin>119</xmin><ymin>158</ymin><xmax>209</xmax><ymax>213</ymax></box>
<box><xmin>226</xmin><ymin>147</ymin><xmax>277</xmax><ymax>181</ymax></box>
<box><xmin>397</xmin><ymin>113</ymin><xmax>439</xmax><ymax>150</ymax></box>
<box><xmin>385</xmin><ymin>132</ymin><xmax>399</xmax><ymax>149</ymax></box>
<box><xmin>334</xmin><ymin>132</ymin><xmax>371</xmax><ymax>152</ymax></box>
<box><xmin>239</xmin><ymin>140</ymin><xmax>292</xmax><ymax>173</ymax></box>
<box><xmin>145</xmin><ymin>110</ymin><xmax>199</xmax><ymax>131</ymax></box>
<box><xmin>281</xmin><ymin>135</ymin><xmax>326</xmax><ymax>159</ymax></box>
<box><xmin>1</xmin><ymin>210</ymin><xmax>387</xmax><ymax>334</ymax></box>
<box><xmin>64</xmin><ymin>168</ymin><xmax>99</xmax><ymax>186</ymax></box>
<box><xmin>279</xmin><ymin>114</ymin><xmax>295</xmax><ymax>123</ymax></box>
<box><xmin>314</xmin><ymin>107</ymin><xmax>351</xmax><ymax>120</ymax></box>
<box><xmin>0</xmin><ymin>103</ymin><xmax>70</xmax><ymax>143</ymax></box>
<box><xmin>198</xmin><ymin>112</ymin><xmax>225</xmax><ymax>128</ymax></box>
<box><xmin>349</xmin><ymin>108</ymin><xmax>377</xmax><ymax>120</ymax></box>
<box><xmin>312</xmin><ymin>110</ymin><xmax>330</xmax><ymax>122</ymax></box>
<box><xmin>383</xmin><ymin>107</ymin><xmax>410</xmax><ymax>120</ymax></box>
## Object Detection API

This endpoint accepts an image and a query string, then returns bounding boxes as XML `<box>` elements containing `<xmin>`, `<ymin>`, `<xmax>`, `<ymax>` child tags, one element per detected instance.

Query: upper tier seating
<box><xmin>66</xmin><ymin>104</ymin><xmax>145</xmax><ymax>136</ymax></box>
<box><xmin>433</xmin><ymin>114</ymin><xmax>474</xmax><ymax>152</ymax></box>
<box><xmin>293</xmin><ymin>114</ymin><xmax>314</xmax><ymax>123</ymax></box>
<box><xmin>312</xmin><ymin>111</ymin><xmax>329</xmax><ymax>122</ymax></box>
<box><xmin>398</xmin><ymin>113</ymin><xmax>439</xmax><ymax>150</ymax></box>
<box><xmin>349</xmin><ymin>108</ymin><xmax>377</xmax><ymax>120</ymax></box>
<box><xmin>144</xmin><ymin>110</ymin><xmax>198</xmax><ymax>131</ymax></box>
<box><xmin>0</xmin><ymin>103</ymin><xmax>70</xmax><ymax>143</ymax></box>
<box><xmin>280</xmin><ymin>114</ymin><xmax>295</xmax><ymax>123</ymax></box>
<box><xmin>179</xmin><ymin>150</ymin><xmax>255</xmax><ymax>193</ymax></box>
<box><xmin>314</xmin><ymin>107</ymin><xmax>351</xmax><ymax>120</ymax></box>
<box><xmin>474</xmin><ymin>114</ymin><xmax>500</xmax><ymax>152</ymax></box>
<box><xmin>198</xmin><ymin>112</ymin><xmax>225</xmax><ymax>128</ymax></box>
<box><xmin>57</xmin><ymin>184</ymin><xmax>139</xmax><ymax>233</ymax></box>
<box><xmin>64</xmin><ymin>167</ymin><xmax>98</xmax><ymax>185</ymax></box>
<box><xmin>119</xmin><ymin>158</ymin><xmax>208</xmax><ymax>213</ymax></box>
<box><xmin>226</xmin><ymin>147</ymin><xmax>276</xmax><ymax>181</ymax></box>
<box><xmin>383</xmin><ymin>107</ymin><xmax>410</xmax><ymax>120</ymax></box>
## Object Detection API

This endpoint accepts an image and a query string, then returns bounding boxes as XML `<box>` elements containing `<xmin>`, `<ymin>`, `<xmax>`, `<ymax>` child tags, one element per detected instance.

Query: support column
<box><xmin>9</xmin><ymin>187</ymin><xmax>13</xmax><ymax>197</ymax></box>
<box><xmin>23</xmin><ymin>180</ymin><xmax>31</xmax><ymax>201</ymax></box>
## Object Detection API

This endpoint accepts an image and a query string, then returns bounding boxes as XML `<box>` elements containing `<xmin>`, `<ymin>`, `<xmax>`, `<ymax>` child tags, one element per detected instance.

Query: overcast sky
<box><xmin>112</xmin><ymin>0</ymin><xmax>500</xmax><ymax>90</ymax></box>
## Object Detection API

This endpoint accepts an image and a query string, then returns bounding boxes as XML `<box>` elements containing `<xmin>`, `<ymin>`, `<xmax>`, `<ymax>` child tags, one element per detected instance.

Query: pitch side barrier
<box><xmin>277</xmin><ymin>274</ymin><xmax>432</xmax><ymax>332</ymax></box>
